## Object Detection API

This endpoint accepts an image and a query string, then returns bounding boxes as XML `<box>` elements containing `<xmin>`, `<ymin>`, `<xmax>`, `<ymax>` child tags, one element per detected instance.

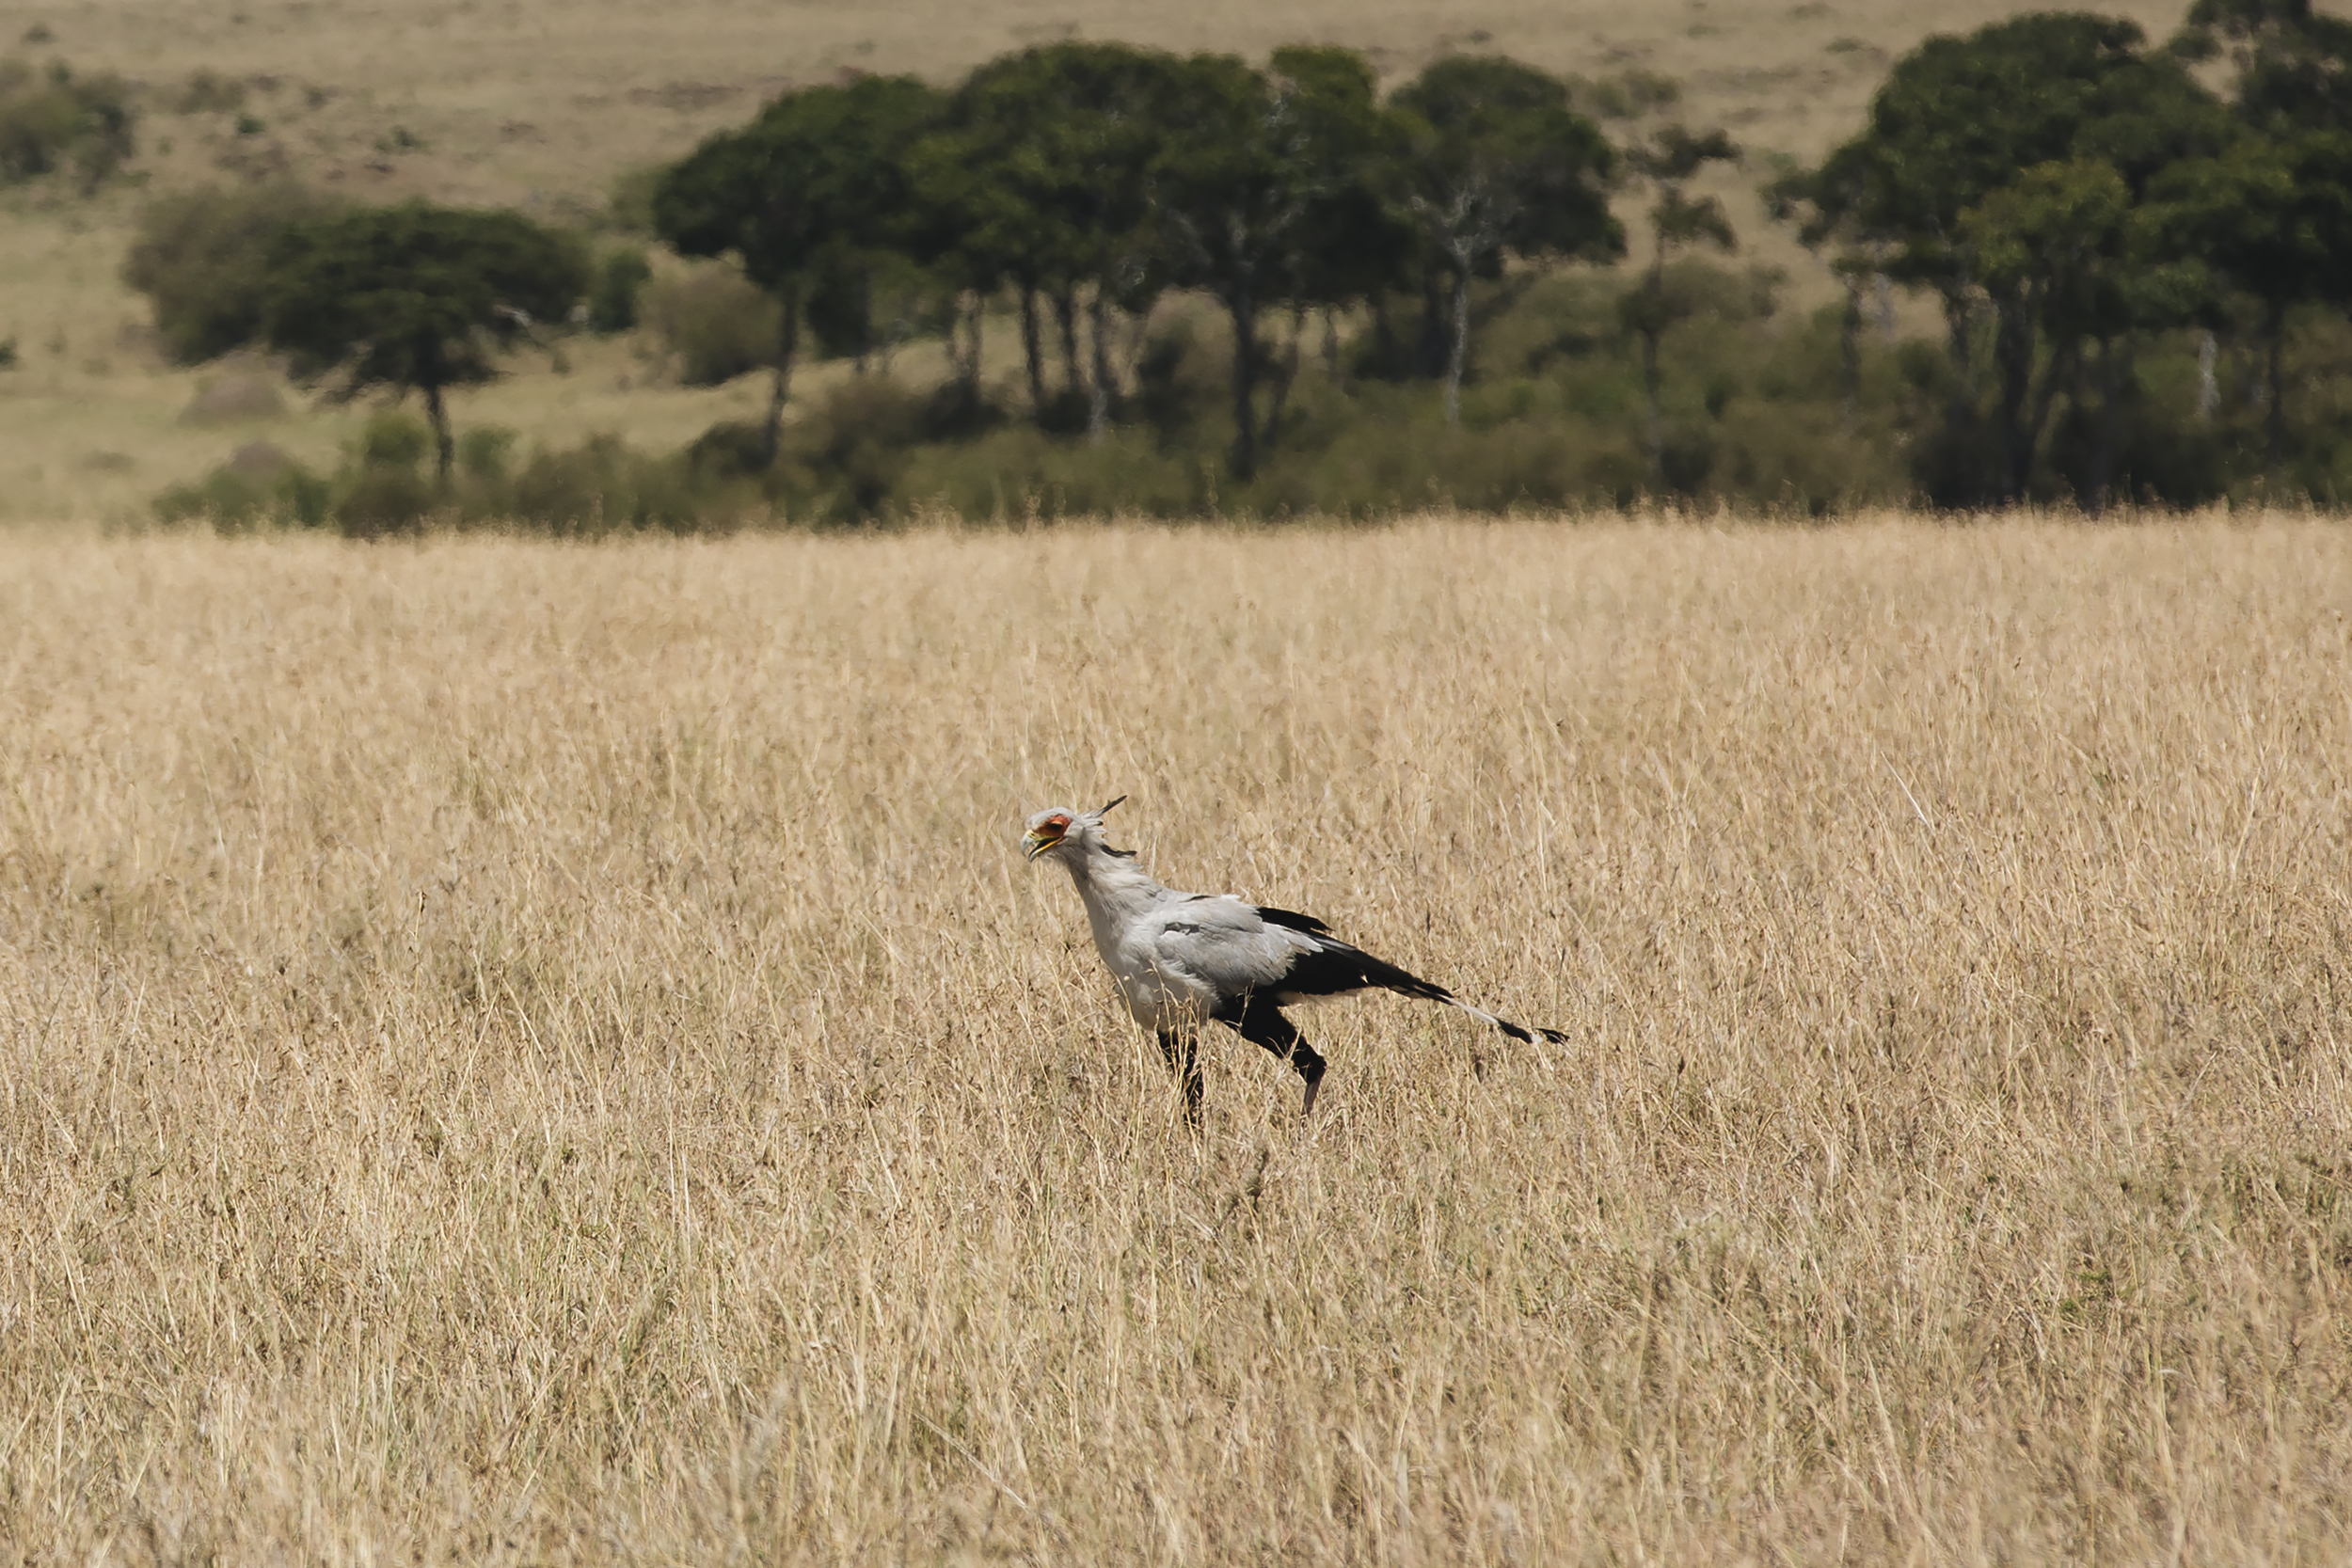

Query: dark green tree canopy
<box><xmin>653</xmin><ymin>74</ymin><xmax>945</xmax><ymax>444</ymax></box>
<box><xmin>653</xmin><ymin>74</ymin><xmax>943</xmax><ymax>292</ymax></box>
<box><xmin>2175</xmin><ymin>0</ymin><xmax>2352</xmax><ymax>135</ymax></box>
<box><xmin>2153</xmin><ymin>125</ymin><xmax>2352</xmax><ymax>315</ymax></box>
<box><xmin>1390</xmin><ymin>55</ymin><xmax>1622</xmax><ymax>276</ymax></box>
<box><xmin>1264</xmin><ymin>43</ymin><xmax>1413</xmax><ymax>311</ymax></box>
<box><xmin>264</xmin><ymin>203</ymin><xmax>588</xmax><ymax>479</ymax></box>
<box><xmin>124</xmin><ymin>182</ymin><xmax>344</xmax><ymax>363</ymax></box>
<box><xmin>919</xmin><ymin>42</ymin><xmax>1184</xmax><ymax>299</ymax></box>
<box><xmin>1808</xmin><ymin>14</ymin><xmax>2226</xmax><ymax>286</ymax></box>
<box><xmin>1965</xmin><ymin>156</ymin><xmax>2208</xmax><ymax>341</ymax></box>
<box><xmin>1389</xmin><ymin>55</ymin><xmax>1621</xmax><ymax>423</ymax></box>
<box><xmin>1149</xmin><ymin>49</ymin><xmax>1404</xmax><ymax>475</ymax></box>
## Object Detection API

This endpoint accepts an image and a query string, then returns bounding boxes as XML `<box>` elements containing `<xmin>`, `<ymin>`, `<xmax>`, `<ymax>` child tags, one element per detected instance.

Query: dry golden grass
<box><xmin>3</xmin><ymin>514</ymin><xmax>2349</xmax><ymax>1562</ymax></box>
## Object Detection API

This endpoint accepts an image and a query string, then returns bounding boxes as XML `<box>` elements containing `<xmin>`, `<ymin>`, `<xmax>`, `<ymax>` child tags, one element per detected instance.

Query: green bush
<box><xmin>335</xmin><ymin>466</ymin><xmax>437</xmax><ymax>537</ymax></box>
<box><xmin>644</xmin><ymin>264</ymin><xmax>780</xmax><ymax>386</ymax></box>
<box><xmin>155</xmin><ymin>411</ymin><xmax>757</xmax><ymax>538</ymax></box>
<box><xmin>588</xmin><ymin>248</ymin><xmax>651</xmax><ymax>334</ymax></box>
<box><xmin>152</xmin><ymin>442</ymin><xmax>329</xmax><ymax>530</ymax></box>
<box><xmin>511</xmin><ymin>436</ymin><xmax>736</xmax><ymax>534</ymax></box>
<box><xmin>358</xmin><ymin>409</ymin><xmax>433</xmax><ymax>469</ymax></box>
<box><xmin>0</xmin><ymin>55</ymin><xmax>134</xmax><ymax>188</ymax></box>
<box><xmin>457</xmin><ymin>425</ymin><xmax>517</xmax><ymax>483</ymax></box>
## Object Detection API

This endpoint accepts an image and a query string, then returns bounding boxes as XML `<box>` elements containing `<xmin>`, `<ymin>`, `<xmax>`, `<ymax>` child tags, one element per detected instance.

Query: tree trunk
<box><xmin>424</xmin><ymin>381</ymin><xmax>453</xmax><ymax>485</ymax></box>
<box><xmin>1838</xmin><ymin>274</ymin><xmax>1863</xmax><ymax>429</ymax></box>
<box><xmin>1416</xmin><ymin>273</ymin><xmax>1448</xmax><ymax>380</ymax></box>
<box><xmin>1443</xmin><ymin>263</ymin><xmax>1472</xmax><ymax>427</ymax></box>
<box><xmin>1228</xmin><ymin>284</ymin><xmax>1260</xmax><ymax>481</ymax></box>
<box><xmin>1994</xmin><ymin>297</ymin><xmax>2036</xmax><ymax>505</ymax></box>
<box><xmin>759</xmin><ymin>282</ymin><xmax>800</xmax><ymax>470</ymax></box>
<box><xmin>1263</xmin><ymin>308</ymin><xmax>1303</xmax><ymax>447</ymax></box>
<box><xmin>2196</xmin><ymin>329</ymin><xmax>2217</xmax><ymax>425</ymax></box>
<box><xmin>958</xmin><ymin>291</ymin><xmax>984</xmax><ymax>388</ymax></box>
<box><xmin>1322</xmin><ymin>308</ymin><xmax>1344</xmax><ymax>390</ymax></box>
<box><xmin>2265</xmin><ymin>299</ymin><xmax>2288</xmax><ymax>475</ymax></box>
<box><xmin>1054</xmin><ymin>288</ymin><xmax>1082</xmax><ymax>396</ymax></box>
<box><xmin>1087</xmin><ymin>288</ymin><xmax>1116</xmax><ymax>445</ymax></box>
<box><xmin>1641</xmin><ymin>325</ymin><xmax>1664</xmax><ymax>489</ymax></box>
<box><xmin>2089</xmin><ymin>335</ymin><xmax>2128</xmax><ymax>517</ymax></box>
<box><xmin>1940</xmin><ymin>285</ymin><xmax>1980</xmax><ymax>501</ymax></box>
<box><xmin>1019</xmin><ymin>284</ymin><xmax>1047</xmax><ymax>419</ymax></box>
<box><xmin>2023</xmin><ymin>330</ymin><xmax>2074</xmax><ymax>502</ymax></box>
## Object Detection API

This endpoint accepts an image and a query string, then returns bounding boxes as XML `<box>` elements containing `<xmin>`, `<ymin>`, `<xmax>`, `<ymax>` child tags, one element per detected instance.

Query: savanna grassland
<box><xmin>3</xmin><ymin>516</ymin><xmax>2349</xmax><ymax>1562</ymax></box>
<box><xmin>0</xmin><ymin>0</ymin><xmax>2208</xmax><ymax>523</ymax></box>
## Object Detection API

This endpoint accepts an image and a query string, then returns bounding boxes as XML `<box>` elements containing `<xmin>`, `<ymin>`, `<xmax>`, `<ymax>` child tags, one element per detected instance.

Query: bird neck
<box><xmin>1057</xmin><ymin>837</ymin><xmax>1165</xmax><ymax>938</ymax></box>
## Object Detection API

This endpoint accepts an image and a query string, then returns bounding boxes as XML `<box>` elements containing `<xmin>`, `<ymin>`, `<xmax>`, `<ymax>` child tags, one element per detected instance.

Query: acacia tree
<box><xmin>1795</xmin><ymin>14</ymin><xmax>2226</xmax><ymax>502</ymax></box>
<box><xmin>1619</xmin><ymin>125</ymin><xmax>1739</xmax><ymax>483</ymax></box>
<box><xmin>263</xmin><ymin>203</ymin><xmax>587</xmax><ymax>483</ymax></box>
<box><xmin>2154</xmin><ymin>131</ymin><xmax>2352</xmax><ymax>470</ymax></box>
<box><xmin>2175</xmin><ymin>0</ymin><xmax>2352</xmax><ymax>135</ymax></box>
<box><xmin>124</xmin><ymin>182</ymin><xmax>344</xmax><ymax>363</ymax></box>
<box><xmin>912</xmin><ymin>53</ymin><xmax>1068</xmax><ymax>416</ymax></box>
<box><xmin>914</xmin><ymin>43</ymin><xmax>1184</xmax><ymax>435</ymax></box>
<box><xmin>2163</xmin><ymin>0</ymin><xmax>2352</xmax><ymax>472</ymax></box>
<box><xmin>1965</xmin><ymin>158</ymin><xmax>2210</xmax><ymax>510</ymax></box>
<box><xmin>1390</xmin><ymin>55</ymin><xmax>1621</xmax><ymax>425</ymax></box>
<box><xmin>1152</xmin><ymin>48</ymin><xmax>1392</xmax><ymax>479</ymax></box>
<box><xmin>653</xmin><ymin>75</ymin><xmax>942</xmax><ymax>467</ymax></box>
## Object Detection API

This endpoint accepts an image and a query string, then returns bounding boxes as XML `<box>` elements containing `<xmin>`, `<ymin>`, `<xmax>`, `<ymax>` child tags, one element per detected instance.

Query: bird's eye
<box><xmin>1045</xmin><ymin>815</ymin><xmax>1072</xmax><ymax>832</ymax></box>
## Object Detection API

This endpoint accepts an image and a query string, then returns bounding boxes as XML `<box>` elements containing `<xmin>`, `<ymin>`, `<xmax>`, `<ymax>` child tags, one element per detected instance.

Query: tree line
<box><xmin>647</xmin><ymin>46</ymin><xmax>1628</xmax><ymax>481</ymax></box>
<box><xmin>1777</xmin><ymin>0</ymin><xmax>2352</xmax><ymax>508</ymax></box>
<box><xmin>122</xmin><ymin>0</ymin><xmax>2352</xmax><ymax>524</ymax></box>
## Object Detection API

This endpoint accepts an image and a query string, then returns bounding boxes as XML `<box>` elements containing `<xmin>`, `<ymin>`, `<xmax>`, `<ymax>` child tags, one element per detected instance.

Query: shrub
<box><xmin>152</xmin><ymin>441</ymin><xmax>329</xmax><ymax>530</ymax></box>
<box><xmin>358</xmin><ymin>409</ymin><xmax>433</xmax><ymax>470</ymax></box>
<box><xmin>643</xmin><ymin>265</ymin><xmax>780</xmax><ymax>386</ymax></box>
<box><xmin>336</xmin><ymin>466</ymin><xmax>436</xmax><ymax>537</ymax></box>
<box><xmin>124</xmin><ymin>182</ymin><xmax>342</xmax><ymax>363</ymax></box>
<box><xmin>605</xmin><ymin>164</ymin><xmax>663</xmax><ymax>233</ymax></box>
<box><xmin>458</xmin><ymin>425</ymin><xmax>517</xmax><ymax>483</ymax></box>
<box><xmin>0</xmin><ymin>55</ymin><xmax>134</xmax><ymax>188</ymax></box>
<box><xmin>507</xmin><ymin>436</ymin><xmax>724</xmax><ymax>533</ymax></box>
<box><xmin>587</xmin><ymin>248</ymin><xmax>651</xmax><ymax>334</ymax></box>
<box><xmin>1565</xmin><ymin>68</ymin><xmax>1680</xmax><ymax>121</ymax></box>
<box><xmin>154</xmin><ymin>417</ymin><xmax>755</xmax><ymax>537</ymax></box>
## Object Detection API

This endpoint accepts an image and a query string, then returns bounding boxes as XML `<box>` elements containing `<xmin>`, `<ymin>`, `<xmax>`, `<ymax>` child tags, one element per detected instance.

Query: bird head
<box><xmin>1023</xmin><ymin>796</ymin><xmax>1125</xmax><ymax>861</ymax></box>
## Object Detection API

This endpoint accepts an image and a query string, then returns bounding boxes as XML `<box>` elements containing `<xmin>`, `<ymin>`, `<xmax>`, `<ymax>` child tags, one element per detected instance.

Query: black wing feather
<box><xmin>1253</xmin><ymin>904</ymin><xmax>1331</xmax><ymax>935</ymax></box>
<box><xmin>1271</xmin><ymin>934</ymin><xmax>1454</xmax><ymax>1006</ymax></box>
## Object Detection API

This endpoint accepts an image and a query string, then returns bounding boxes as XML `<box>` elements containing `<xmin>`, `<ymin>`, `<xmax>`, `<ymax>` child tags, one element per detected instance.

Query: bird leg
<box><xmin>1222</xmin><ymin>995</ymin><xmax>1327</xmax><ymax>1120</ymax></box>
<box><xmin>1156</xmin><ymin>1028</ymin><xmax>1203</xmax><ymax>1129</ymax></box>
<box><xmin>1298</xmin><ymin>1055</ymin><xmax>1326</xmax><ymax>1119</ymax></box>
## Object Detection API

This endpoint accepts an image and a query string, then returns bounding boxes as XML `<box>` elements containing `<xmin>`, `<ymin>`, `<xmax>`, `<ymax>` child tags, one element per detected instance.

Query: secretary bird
<box><xmin>1023</xmin><ymin>797</ymin><xmax>1567</xmax><ymax>1122</ymax></box>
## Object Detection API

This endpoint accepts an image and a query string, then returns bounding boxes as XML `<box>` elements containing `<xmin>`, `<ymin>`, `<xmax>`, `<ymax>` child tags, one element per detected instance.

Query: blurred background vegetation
<box><xmin>9</xmin><ymin>0</ymin><xmax>2352</xmax><ymax>529</ymax></box>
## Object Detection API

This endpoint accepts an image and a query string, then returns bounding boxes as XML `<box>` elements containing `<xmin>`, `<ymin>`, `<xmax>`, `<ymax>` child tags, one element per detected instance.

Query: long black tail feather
<box><xmin>1267</xmin><ymin>927</ymin><xmax>1568</xmax><ymax>1045</ymax></box>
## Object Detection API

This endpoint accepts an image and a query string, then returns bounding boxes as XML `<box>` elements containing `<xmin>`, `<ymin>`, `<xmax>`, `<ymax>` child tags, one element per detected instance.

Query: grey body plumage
<box><xmin>1023</xmin><ymin>798</ymin><xmax>1567</xmax><ymax>1121</ymax></box>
